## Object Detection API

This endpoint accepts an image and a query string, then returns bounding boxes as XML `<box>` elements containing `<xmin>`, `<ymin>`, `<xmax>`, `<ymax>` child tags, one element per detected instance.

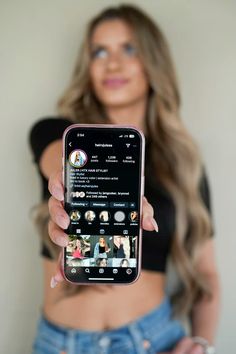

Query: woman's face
<box><xmin>100</xmin><ymin>258</ymin><xmax>107</xmax><ymax>267</ymax></box>
<box><xmin>89</xmin><ymin>19</ymin><xmax>149</xmax><ymax>111</ymax></box>
<box><xmin>121</xmin><ymin>260</ymin><xmax>129</xmax><ymax>267</ymax></box>
<box><xmin>99</xmin><ymin>237</ymin><xmax>105</xmax><ymax>246</ymax></box>
<box><xmin>114</xmin><ymin>236</ymin><xmax>121</xmax><ymax>245</ymax></box>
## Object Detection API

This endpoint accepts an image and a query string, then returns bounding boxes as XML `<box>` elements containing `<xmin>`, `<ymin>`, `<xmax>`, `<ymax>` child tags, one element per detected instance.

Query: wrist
<box><xmin>192</xmin><ymin>336</ymin><xmax>216</xmax><ymax>354</ymax></box>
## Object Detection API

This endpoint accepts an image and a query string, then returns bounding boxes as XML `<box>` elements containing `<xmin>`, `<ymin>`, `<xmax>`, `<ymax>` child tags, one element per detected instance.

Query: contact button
<box><xmin>110</xmin><ymin>202</ymin><xmax>128</xmax><ymax>208</ymax></box>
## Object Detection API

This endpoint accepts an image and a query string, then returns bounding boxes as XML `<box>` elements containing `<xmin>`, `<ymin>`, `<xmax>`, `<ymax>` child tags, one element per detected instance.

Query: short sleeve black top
<box><xmin>29</xmin><ymin>117</ymin><xmax>213</xmax><ymax>272</ymax></box>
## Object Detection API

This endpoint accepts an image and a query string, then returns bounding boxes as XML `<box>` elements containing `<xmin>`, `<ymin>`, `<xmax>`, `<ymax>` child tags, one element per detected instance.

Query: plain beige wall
<box><xmin>1</xmin><ymin>0</ymin><xmax>235</xmax><ymax>352</ymax></box>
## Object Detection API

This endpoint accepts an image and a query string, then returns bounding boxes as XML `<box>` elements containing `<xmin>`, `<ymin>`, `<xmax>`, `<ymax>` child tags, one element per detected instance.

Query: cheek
<box><xmin>89</xmin><ymin>63</ymin><xmax>103</xmax><ymax>89</ymax></box>
<box><xmin>130</xmin><ymin>64</ymin><xmax>148</xmax><ymax>90</ymax></box>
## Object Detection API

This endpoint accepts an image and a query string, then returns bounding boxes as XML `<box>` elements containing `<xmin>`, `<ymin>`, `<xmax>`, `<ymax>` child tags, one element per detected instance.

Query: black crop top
<box><xmin>29</xmin><ymin>117</ymin><xmax>213</xmax><ymax>272</ymax></box>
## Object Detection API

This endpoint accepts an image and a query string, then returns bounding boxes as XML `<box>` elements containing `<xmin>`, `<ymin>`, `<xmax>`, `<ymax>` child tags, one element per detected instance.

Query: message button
<box><xmin>91</xmin><ymin>202</ymin><xmax>108</xmax><ymax>207</ymax></box>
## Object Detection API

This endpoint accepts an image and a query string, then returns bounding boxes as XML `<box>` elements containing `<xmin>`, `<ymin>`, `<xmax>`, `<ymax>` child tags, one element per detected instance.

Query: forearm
<box><xmin>190</xmin><ymin>273</ymin><xmax>221</xmax><ymax>344</ymax></box>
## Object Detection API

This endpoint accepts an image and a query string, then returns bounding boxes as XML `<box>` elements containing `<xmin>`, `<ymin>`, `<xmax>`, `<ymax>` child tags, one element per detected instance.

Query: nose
<box><xmin>106</xmin><ymin>52</ymin><xmax>122</xmax><ymax>71</ymax></box>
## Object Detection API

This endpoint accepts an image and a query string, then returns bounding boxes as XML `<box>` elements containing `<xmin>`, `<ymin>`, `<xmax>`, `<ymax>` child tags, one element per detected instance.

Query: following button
<box><xmin>71</xmin><ymin>201</ymin><xmax>89</xmax><ymax>207</ymax></box>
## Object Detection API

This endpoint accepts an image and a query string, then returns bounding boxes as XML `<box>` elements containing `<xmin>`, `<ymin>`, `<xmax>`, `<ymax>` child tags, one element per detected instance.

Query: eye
<box><xmin>91</xmin><ymin>47</ymin><xmax>108</xmax><ymax>59</ymax></box>
<box><xmin>123</xmin><ymin>43</ymin><xmax>138</xmax><ymax>56</ymax></box>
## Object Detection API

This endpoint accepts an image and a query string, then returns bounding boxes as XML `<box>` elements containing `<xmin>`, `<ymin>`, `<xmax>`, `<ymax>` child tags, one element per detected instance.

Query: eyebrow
<box><xmin>90</xmin><ymin>39</ymin><xmax>136</xmax><ymax>49</ymax></box>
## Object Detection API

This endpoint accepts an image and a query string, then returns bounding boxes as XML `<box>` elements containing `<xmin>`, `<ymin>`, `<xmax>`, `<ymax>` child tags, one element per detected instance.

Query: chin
<box><xmin>98</xmin><ymin>95</ymin><xmax>134</xmax><ymax>108</ymax></box>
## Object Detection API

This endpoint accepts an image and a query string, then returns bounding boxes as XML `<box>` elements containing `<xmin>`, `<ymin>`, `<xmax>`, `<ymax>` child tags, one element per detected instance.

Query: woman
<box><xmin>67</xmin><ymin>258</ymin><xmax>83</xmax><ymax>267</ymax></box>
<box><xmin>71</xmin><ymin>238</ymin><xmax>84</xmax><ymax>259</ymax></box>
<box><xmin>93</xmin><ymin>236</ymin><xmax>111</xmax><ymax>258</ymax></box>
<box><xmin>96</xmin><ymin>258</ymin><xmax>108</xmax><ymax>267</ymax></box>
<box><xmin>130</xmin><ymin>211</ymin><xmax>138</xmax><ymax>222</ymax></box>
<box><xmin>29</xmin><ymin>4</ymin><xmax>220</xmax><ymax>354</ymax></box>
<box><xmin>113</xmin><ymin>235</ymin><xmax>127</xmax><ymax>258</ymax></box>
<box><xmin>73</xmin><ymin>151</ymin><xmax>81</xmax><ymax>166</ymax></box>
<box><xmin>84</xmin><ymin>210</ymin><xmax>96</xmax><ymax>222</ymax></box>
<box><xmin>114</xmin><ymin>235</ymin><xmax>131</xmax><ymax>259</ymax></box>
<box><xmin>99</xmin><ymin>210</ymin><xmax>110</xmax><ymax>222</ymax></box>
<box><xmin>120</xmin><ymin>258</ymin><xmax>130</xmax><ymax>268</ymax></box>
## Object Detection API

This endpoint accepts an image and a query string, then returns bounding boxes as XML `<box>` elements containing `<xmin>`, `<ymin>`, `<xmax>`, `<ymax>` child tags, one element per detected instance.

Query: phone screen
<box><xmin>63</xmin><ymin>125</ymin><xmax>144</xmax><ymax>284</ymax></box>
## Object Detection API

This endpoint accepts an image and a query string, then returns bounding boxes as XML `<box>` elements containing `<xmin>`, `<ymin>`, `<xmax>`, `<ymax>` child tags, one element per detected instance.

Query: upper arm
<box><xmin>29</xmin><ymin>117</ymin><xmax>72</xmax><ymax>178</ymax></box>
<box><xmin>196</xmin><ymin>238</ymin><xmax>218</xmax><ymax>276</ymax></box>
<box><xmin>199</xmin><ymin>169</ymin><xmax>214</xmax><ymax>236</ymax></box>
<box><xmin>39</xmin><ymin>139</ymin><xmax>62</xmax><ymax>179</ymax></box>
<box><xmin>197</xmin><ymin>171</ymin><xmax>218</xmax><ymax>275</ymax></box>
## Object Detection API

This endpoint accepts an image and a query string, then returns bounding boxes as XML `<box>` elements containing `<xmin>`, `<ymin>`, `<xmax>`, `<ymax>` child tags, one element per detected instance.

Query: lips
<box><xmin>103</xmin><ymin>78</ymin><xmax>129</xmax><ymax>88</ymax></box>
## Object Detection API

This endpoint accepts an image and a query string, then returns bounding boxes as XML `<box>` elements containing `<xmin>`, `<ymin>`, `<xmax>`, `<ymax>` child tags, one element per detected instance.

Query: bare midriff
<box><xmin>42</xmin><ymin>259</ymin><xmax>166</xmax><ymax>331</ymax></box>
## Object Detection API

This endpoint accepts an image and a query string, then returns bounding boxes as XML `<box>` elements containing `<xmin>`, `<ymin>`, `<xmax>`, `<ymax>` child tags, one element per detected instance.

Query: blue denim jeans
<box><xmin>32</xmin><ymin>297</ymin><xmax>186</xmax><ymax>354</ymax></box>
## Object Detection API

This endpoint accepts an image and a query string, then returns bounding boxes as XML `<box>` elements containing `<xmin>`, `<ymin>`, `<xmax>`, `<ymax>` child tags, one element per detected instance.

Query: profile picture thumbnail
<box><xmin>129</xmin><ymin>211</ymin><xmax>138</xmax><ymax>222</ymax></box>
<box><xmin>99</xmin><ymin>210</ymin><xmax>110</xmax><ymax>222</ymax></box>
<box><xmin>70</xmin><ymin>210</ymin><xmax>81</xmax><ymax>221</ymax></box>
<box><xmin>69</xmin><ymin>149</ymin><xmax>87</xmax><ymax>168</ymax></box>
<box><xmin>85</xmin><ymin>210</ymin><xmax>96</xmax><ymax>222</ymax></box>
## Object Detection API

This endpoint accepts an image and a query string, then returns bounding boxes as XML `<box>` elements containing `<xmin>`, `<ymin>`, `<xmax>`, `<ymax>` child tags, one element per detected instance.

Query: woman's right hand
<box><xmin>48</xmin><ymin>170</ymin><xmax>159</xmax><ymax>288</ymax></box>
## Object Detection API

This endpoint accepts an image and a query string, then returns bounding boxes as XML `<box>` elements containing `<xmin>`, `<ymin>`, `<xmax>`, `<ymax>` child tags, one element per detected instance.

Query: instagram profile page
<box><xmin>64</xmin><ymin>127</ymin><xmax>143</xmax><ymax>281</ymax></box>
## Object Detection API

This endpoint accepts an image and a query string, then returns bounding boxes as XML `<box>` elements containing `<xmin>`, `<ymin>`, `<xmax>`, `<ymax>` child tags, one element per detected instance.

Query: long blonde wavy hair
<box><xmin>34</xmin><ymin>4</ymin><xmax>213</xmax><ymax>314</ymax></box>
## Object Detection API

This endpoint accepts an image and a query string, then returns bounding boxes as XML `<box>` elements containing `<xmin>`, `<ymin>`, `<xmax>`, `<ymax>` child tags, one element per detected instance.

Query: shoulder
<box><xmin>29</xmin><ymin>116</ymin><xmax>72</xmax><ymax>141</ymax></box>
<box><xmin>29</xmin><ymin>116</ymin><xmax>73</xmax><ymax>163</ymax></box>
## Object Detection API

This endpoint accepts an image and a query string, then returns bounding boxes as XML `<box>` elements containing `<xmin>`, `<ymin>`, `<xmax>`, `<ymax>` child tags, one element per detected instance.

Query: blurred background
<box><xmin>0</xmin><ymin>0</ymin><xmax>235</xmax><ymax>352</ymax></box>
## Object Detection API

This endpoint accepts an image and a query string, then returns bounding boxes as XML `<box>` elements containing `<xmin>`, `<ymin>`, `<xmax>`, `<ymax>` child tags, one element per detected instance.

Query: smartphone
<box><xmin>62</xmin><ymin>124</ymin><xmax>145</xmax><ymax>284</ymax></box>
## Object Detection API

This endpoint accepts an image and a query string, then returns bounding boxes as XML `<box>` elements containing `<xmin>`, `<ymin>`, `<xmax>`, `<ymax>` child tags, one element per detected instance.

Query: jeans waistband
<box><xmin>40</xmin><ymin>296</ymin><xmax>172</xmax><ymax>340</ymax></box>
<box><xmin>34</xmin><ymin>297</ymin><xmax>187</xmax><ymax>354</ymax></box>
<box><xmin>131</xmin><ymin>297</ymin><xmax>172</xmax><ymax>337</ymax></box>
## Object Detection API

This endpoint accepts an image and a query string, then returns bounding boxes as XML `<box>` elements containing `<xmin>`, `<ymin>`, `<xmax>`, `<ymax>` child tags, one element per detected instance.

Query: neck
<box><xmin>105</xmin><ymin>98</ymin><xmax>147</xmax><ymax>131</ymax></box>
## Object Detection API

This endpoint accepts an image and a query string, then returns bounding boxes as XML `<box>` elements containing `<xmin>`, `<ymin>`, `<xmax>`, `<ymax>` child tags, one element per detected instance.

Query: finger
<box><xmin>50</xmin><ymin>269</ymin><xmax>65</xmax><ymax>288</ymax></box>
<box><xmin>188</xmin><ymin>344</ymin><xmax>204</xmax><ymax>354</ymax></box>
<box><xmin>142</xmin><ymin>196</ymin><xmax>158</xmax><ymax>232</ymax></box>
<box><xmin>171</xmin><ymin>337</ymin><xmax>194</xmax><ymax>354</ymax></box>
<box><xmin>142</xmin><ymin>196</ymin><xmax>154</xmax><ymax>216</ymax></box>
<box><xmin>48</xmin><ymin>196</ymin><xmax>70</xmax><ymax>229</ymax></box>
<box><xmin>48</xmin><ymin>219</ymin><xmax>69</xmax><ymax>247</ymax></box>
<box><xmin>48</xmin><ymin>170</ymin><xmax>64</xmax><ymax>201</ymax></box>
<box><xmin>50</xmin><ymin>252</ymin><xmax>65</xmax><ymax>288</ymax></box>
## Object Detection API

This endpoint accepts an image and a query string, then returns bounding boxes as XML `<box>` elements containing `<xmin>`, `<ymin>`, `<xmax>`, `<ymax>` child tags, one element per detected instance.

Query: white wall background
<box><xmin>0</xmin><ymin>0</ymin><xmax>235</xmax><ymax>352</ymax></box>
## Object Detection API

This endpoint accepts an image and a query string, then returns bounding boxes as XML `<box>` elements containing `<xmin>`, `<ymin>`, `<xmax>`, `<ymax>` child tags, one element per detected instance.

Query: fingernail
<box><xmin>52</xmin><ymin>186</ymin><xmax>64</xmax><ymax>201</ymax></box>
<box><xmin>56</xmin><ymin>215</ymin><xmax>69</xmax><ymax>229</ymax></box>
<box><xmin>151</xmin><ymin>218</ymin><xmax>159</xmax><ymax>232</ymax></box>
<box><xmin>50</xmin><ymin>276</ymin><xmax>58</xmax><ymax>288</ymax></box>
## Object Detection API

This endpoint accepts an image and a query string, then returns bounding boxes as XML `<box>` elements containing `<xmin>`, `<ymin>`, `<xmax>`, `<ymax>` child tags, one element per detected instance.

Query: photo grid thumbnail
<box><xmin>66</xmin><ymin>235</ymin><xmax>137</xmax><ymax>268</ymax></box>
